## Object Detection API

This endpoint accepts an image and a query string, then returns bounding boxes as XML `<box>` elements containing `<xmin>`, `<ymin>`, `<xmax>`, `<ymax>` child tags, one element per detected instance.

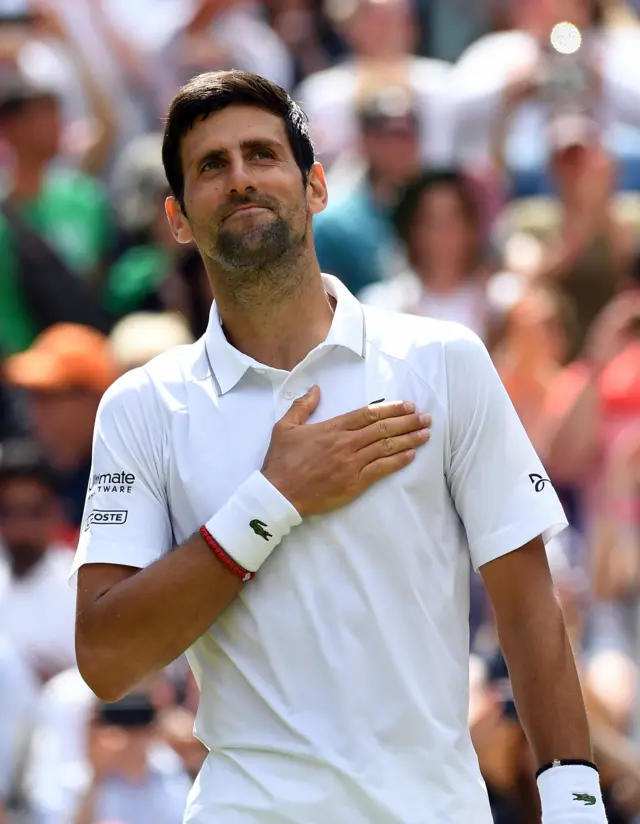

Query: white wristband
<box><xmin>537</xmin><ymin>763</ymin><xmax>607</xmax><ymax>822</ymax></box>
<box><xmin>205</xmin><ymin>471</ymin><xmax>301</xmax><ymax>573</ymax></box>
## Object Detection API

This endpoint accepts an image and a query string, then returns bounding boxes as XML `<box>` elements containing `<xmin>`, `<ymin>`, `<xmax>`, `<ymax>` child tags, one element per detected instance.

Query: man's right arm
<box><xmin>76</xmin><ymin>536</ymin><xmax>243</xmax><ymax>702</ymax></box>
<box><xmin>75</xmin><ymin>379</ymin><xmax>431</xmax><ymax>702</ymax></box>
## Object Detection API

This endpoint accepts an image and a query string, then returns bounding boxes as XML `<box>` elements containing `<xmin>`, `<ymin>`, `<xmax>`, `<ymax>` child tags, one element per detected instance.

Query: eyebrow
<box><xmin>193</xmin><ymin>138</ymin><xmax>285</xmax><ymax>170</ymax></box>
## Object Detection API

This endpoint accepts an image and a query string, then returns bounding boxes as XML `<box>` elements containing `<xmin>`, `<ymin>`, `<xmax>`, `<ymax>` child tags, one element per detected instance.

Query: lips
<box><xmin>223</xmin><ymin>204</ymin><xmax>271</xmax><ymax>221</ymax></box>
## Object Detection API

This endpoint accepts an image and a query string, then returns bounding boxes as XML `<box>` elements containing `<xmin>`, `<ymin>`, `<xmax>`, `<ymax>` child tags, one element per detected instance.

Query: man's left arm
<box><xmin>481</xmin><ymin>537</ymin><xmax>591</xmax><ymax>762</ymax></box>
<box><xmin>444</xmin><ymin>326</ymin><xmax>607</xmax><ymax>821</ymax></box>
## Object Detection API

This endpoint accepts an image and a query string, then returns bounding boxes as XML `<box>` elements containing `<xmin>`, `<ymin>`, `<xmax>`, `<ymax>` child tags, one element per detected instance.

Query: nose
<box><xmin>226</xmin><ymin>155</ymin><xmax>256</xmax><ymax>195</ymax></box>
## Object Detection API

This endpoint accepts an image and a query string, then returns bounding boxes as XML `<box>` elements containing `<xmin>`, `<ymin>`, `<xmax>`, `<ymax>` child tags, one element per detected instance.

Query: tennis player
<box><xmin>73</xmin><ymin>71</ymin><xmax>607</xmax><ymax>823</ymax></box>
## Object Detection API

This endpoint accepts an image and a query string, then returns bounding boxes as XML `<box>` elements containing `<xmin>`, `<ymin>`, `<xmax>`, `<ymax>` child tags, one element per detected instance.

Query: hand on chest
<box><xmin>169</xmin><ymin>356</ymin><xmax>447</xmax><ymax>535</ymax></box>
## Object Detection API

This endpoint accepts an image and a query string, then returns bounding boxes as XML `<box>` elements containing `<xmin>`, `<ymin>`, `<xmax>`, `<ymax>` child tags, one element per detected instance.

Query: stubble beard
<box><xmin>207</xmin><ymin>207</ymin><xmax>308</xmax><ymax>308</ymax></box>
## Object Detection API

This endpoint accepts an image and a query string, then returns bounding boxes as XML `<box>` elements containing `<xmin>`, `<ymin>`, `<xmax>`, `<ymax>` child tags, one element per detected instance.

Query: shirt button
<box><xmin>284</xmin><ymin>390</ymin><xmax>295</xmax><ymax>399</ymax></box>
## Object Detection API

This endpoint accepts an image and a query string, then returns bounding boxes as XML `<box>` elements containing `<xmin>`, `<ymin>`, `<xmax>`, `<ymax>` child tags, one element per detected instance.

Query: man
<box><xmin>0</xmin><ymin>636</ymin><xmax>39</xmax><ymax>823</ymax></box>
<box><xmin>295</xmin><ymin>0</ymin><xmax>452</xmax><ymax>167</ymax></box>
<box><xmin>73</xmin><ymin>70</ymin><xmax>605</xmax><ymax>823</ymax></box>
<box><xmin>313</xmin><ymin>83</ymin><xmax>421</xmax><ymax>295</ymax></box>
<box><xmin>0</xmin><ymin>439</ymin><xmax>76</xmax><ymax>681</ymax></box>
<box><xmin>71</xmin><ymin>691</ymin><xmax>191</xmax><ymax>824</ymax></box>
<box><xmin>4</xmin><ymin>324</ymin><xmax>119</xmax><ymax>534</ymax></box>
<box><xmin>0</xmin><ymin>67</ymin><xmax>114</xmax><ymax>355</ymax></box>
<box><xmin>452</xmin><ymin>0</ymin><xmax>640</xmax><ymax>192</ymax></box>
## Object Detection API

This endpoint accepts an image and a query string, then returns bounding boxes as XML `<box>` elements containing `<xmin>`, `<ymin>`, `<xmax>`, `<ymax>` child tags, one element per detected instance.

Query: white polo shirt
<box><xmin>72</xmin><ymin>275</ymin><xmax>567</xmax><ymax>824</ymax></box>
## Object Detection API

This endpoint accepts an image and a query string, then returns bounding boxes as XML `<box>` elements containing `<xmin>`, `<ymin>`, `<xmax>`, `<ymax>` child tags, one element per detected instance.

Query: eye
<box><xmin>201</xmin><ymin>158</ymin><xmax>222</xmax><ymax>172</ymax></box>
<box><xmin>252</xmin><ymin>149</ymin><xmax>275</xmax><ymax>160</ymax></box>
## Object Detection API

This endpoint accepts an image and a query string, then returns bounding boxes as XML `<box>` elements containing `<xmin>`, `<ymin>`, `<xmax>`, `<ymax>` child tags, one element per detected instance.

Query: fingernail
<box><xmin>418</xmin><ymin>428</ymin><xmax>430</xmax><ymax>440</ymax></box>
<box><xmin>404</xmin><ymin>402</ymin><xmax>415</xmax><ymax>413</ymax></box>
<box><xmin>419</xmin><ymin>413</ymin><xmax>431</xmax><ymax>426</ymax></box>
<box><xmin>405</xmin><ymin>449</ymin><xmax>416</xmax><ymax>458</ymax></box>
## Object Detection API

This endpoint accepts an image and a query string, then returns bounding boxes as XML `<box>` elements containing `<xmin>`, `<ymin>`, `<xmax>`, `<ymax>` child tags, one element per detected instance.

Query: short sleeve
<box><xmin>69</xmin><ymin>369</ymin><xmax>172</xmax><ymax>583</ymax></box>
<box><xmin>444</xmin><ymin>327</ymin><xmax>568</xmax><ymax>571</ymax></box>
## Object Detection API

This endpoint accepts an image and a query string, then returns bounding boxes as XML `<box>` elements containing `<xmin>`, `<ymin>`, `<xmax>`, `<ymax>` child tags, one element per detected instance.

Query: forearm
<box><xmin>499</xmin><ymin>595</ymin><xmax>592</xmax><ymax>766</ymax></box>
<box><xmin>76</xmin><ymin>533</ymin><xmax>243</xmax><ymax>701</ymax></box>
<box><xmin>64</xmin><ymin>41</ymin><xmax>117</xmax><ymax>174</ymax></box>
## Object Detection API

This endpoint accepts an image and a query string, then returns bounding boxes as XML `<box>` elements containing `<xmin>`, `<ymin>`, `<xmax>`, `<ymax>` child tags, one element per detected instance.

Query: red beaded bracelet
<box><xmin>200</xmin><ymin>525</ymin><xmax>255</xmax><ymax>583</ymax></box>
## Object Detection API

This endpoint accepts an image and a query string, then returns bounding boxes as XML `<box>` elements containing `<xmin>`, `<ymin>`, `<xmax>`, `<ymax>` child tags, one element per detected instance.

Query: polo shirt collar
<box><xmin>204</xmin><ymin>274</ymin><xmax>366</xmax><ymax>396</ymax></box>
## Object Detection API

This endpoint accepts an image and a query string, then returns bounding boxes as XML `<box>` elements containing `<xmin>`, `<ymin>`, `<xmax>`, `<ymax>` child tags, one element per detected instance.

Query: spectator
<box><xmin>3</xmin><ymin>324</ymin><xmax>119</xmax><ymax>532</ymax></box>
<box><xmin>452</xmin><ymin>0</ymin><xmax>640</xmax><ymax>193</ymax></box>
<box><xmin>109</xmin><ymin>312</ymin><xmax>195</xmax><ymax>373</ymax></box>
<box><xmin>313</xmin><ymin>83</ymin><xmax>421</xmax><ymax>295</ymax></box>
<box><xmin>471</xmin><ymin>534</ymin><xmax>640</xmax><ymax>824</ymax></box>
<box><xmin>540</xmin><ymin>290</ymin><xmax>640</xmax><ymax>486</ymax></box>
<box><xmin>0</xmin><ymin>66</ymin><xmax>114</xmax><ymax>356</ymax></box>
<box><xmin>154</xmin><ymin>0</ymin><xmax>294</xmax><ymax>115</ymax></box>
<box><xmin>492</xmin><ymin>285</ymin><xmax>574</xmax><ymax>439</ymax></box>
<box><xmin>499</xmin><ymin>121</ymin><xmax>636</xmax><ymax>359</ymax></box>
<box><xmin>295</xmin><ymin>0</ymin><xmax>452</xmax><ymax>167</ymax></box>
<box><xmin>71</xmin><ymin>691</ymin><xmax>191</xmax><ymax>824</ymax></box>
<box><xmin>537</xmin><ymin>292</ymin><xmax>640</xmax><ymax>744</ymax></box>
<box><xmin>106</xmin><ymin>132</ymin><xmax>210</xmax><ymax>324</ymax></box>
<box><xmin>8</xmin><ymin>4</ymin><xmax>118</xmax><ymax>177</ymax></box>
<box><xmin>360</xmin><ymin>169</ymin><xmax>493</xmax><ymax>339</ymax></box>
<box><xmin>25</xmin><ymin>668</ymin><xmax>199</xmax><ymax>824</ymax></box>
<box><xmin>0</xmin><ymin>439</ymin><xmax>76</xmax><ymax>682</ymax></box>
<box><xmin>24</xmin><ymin>666</ymin><xmax>96</xmax><ymax>824</ymax></box>
<box><xmin>0</xmin><ymin>636</ymin><xmax>39</xmax><ymax>823</ymax></box>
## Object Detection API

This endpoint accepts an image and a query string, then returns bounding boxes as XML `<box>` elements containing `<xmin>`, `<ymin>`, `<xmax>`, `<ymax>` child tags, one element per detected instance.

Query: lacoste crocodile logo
<box><xmin>249</xmin><ymin>519</ymin><xmax>272</xmax><ymax>541</ymax></box>
<box><xmin>572</xmin><ymin>792</ymin><xmax>596</xmax><ymax>806</ymax></box>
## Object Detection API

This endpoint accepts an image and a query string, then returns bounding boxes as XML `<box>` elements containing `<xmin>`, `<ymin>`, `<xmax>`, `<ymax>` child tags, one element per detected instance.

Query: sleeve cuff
<box><xmin>68</xmin><ymin>540</ymin><xmax>163</xmax><ymax>588</ymax></box>
<box><xmin>470</xmin><ymin>508</ymin><xmax>569</xmax><ymax>571</ymax></box>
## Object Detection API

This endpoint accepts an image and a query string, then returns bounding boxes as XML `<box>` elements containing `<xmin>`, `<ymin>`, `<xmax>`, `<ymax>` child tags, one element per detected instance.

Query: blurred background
<box><xmin>0</xmin><ymin>0</ymin><xmax>638</xmax><ymax>822</ymax></box>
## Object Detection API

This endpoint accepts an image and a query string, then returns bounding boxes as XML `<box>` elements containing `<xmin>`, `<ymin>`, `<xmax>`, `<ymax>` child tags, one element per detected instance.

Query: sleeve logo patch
<box><xmin>84</xmin><ymin>510</ymin><xmax>128</xmax><ymax>531</ymax></box>
<box><xmin>88</xmin><ymin>472</ymin><xmax>136</xmax><ymax>498</ymax></box>
<box><xmin>249</xmin><ymin>519</ymin><xmax>272</xmax><ymax>541</ymax></box>
<box><xmin>529</xmin><ymin>473</ymin><xmax>551</xmax><ymax>492</ymax></box>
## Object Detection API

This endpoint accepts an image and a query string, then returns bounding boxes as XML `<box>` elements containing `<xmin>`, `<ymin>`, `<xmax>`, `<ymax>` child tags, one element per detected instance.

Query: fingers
<box><xmin>356</xmin><ymin>426</ymin><xmax>430</xmax><ymax>466</ymax></box>
<box><xmin>358</xmin><ymin>449</ymin><xmax>417</xmax><ymax>488</ymax></box>
<box><xmin>335</xmin><ymin>400</ymin><xmax>416</xmax><ymax>432</ymax></box>
<box><xmin>279</xmin><ymin>385</ymin><xmax>320</xmax><ymax>426</ymax></box>
<box><xmin>352</xmin><ymin>411</ymin><xmax>431</xmax><ymax>449</ymax></box>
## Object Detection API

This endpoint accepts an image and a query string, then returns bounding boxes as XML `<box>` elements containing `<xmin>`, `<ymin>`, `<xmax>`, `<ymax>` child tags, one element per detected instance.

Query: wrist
<box><xmin>537</xmin><ymin>761</ymin><xmax>607</xmax><ymax>822</ymax></box>
<box><xmin>203</xmin><ymin>471</ymin><xmax>301</xmax><ymax>577</ymax></box>
<box><xmin>260</xmin><ymin>468</ymin><xmax>306</xmax><ymax>517</ymax></box>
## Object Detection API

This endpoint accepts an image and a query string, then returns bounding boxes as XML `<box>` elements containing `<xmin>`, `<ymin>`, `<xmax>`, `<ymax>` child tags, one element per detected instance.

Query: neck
<box><xmin>208</xmin><ymin>252</ymin><xmax>334</xmax><ymax>372</ymax></box>
<box><xmin>10</xmin><ymin>154</ymin><xmax>47</xmax><ymax>201</ymax></box>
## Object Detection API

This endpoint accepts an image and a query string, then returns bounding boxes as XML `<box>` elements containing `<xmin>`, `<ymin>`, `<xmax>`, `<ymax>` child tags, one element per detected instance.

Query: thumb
<box><xmin>282</xmin><ymin>385</ymin><xmax>320</xmax><ymax>426</ymax></box>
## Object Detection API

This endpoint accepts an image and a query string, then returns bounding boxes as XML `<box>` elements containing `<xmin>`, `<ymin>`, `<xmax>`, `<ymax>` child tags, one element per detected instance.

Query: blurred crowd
<box><xmin>0</xmin><ymin>0</ymin><xmax>638</xmax><ymax>822</ymax></box>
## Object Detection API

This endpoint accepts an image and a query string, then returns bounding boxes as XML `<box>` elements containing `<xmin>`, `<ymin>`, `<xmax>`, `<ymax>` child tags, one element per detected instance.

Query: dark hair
<box><xmin>0</xmin><ymin>439</ymin><xmax>58</xmax><ymax>495</ymax></box>
<box><xmin>162</xmin><ymin>70</ymin><xmax>316</xmax><ymax>209</ymax></box>
<box><xmin>393</xmin><ymin>168</ymin><xmax>480</xmax><ymax>247</ymax></box>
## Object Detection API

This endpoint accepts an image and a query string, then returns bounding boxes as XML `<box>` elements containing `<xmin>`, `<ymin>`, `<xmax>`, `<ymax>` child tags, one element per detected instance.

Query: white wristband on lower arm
<box><xmin>537</xmin><ymin>763</ymin><xmax>607</xmax><ymax>822</ymax></box>
<box><xmin>204</xmin><ymin>471</ymin><xmax>302</xmax><ymax>573</ymax></box>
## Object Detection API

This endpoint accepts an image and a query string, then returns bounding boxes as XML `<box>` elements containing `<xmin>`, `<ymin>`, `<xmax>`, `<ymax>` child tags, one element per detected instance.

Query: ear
<box><xmin>165</xmin><ymin>197</ymin><xmax>194</xmax><ymax>245</ymax></box>
<box><xmin>307</xmin><ymin>162</ymin><xmax>328</xmax><ymax>217</ymax></box>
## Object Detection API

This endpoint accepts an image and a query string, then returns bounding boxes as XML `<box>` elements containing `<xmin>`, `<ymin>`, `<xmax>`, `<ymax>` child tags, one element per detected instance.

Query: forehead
<box><xmin>180</xmin><ymin>104</ymin><xmax>292</xmax><ymax>165</ymax></box>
